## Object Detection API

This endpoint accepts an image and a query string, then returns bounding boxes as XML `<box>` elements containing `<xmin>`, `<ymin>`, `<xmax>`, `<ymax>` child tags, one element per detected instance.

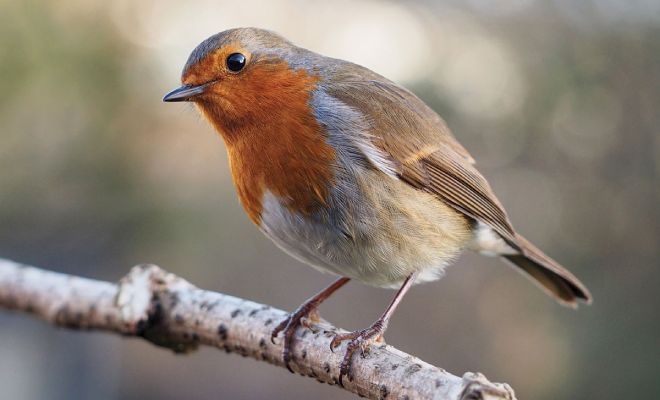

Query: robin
<box><xmin>163</xmin><ymin>27</ymin><xmax>591</xmax><ymax>383</ymax></box>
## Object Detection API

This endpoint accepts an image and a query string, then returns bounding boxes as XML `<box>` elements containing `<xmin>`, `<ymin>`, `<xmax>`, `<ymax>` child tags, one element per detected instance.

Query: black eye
<box><xmin>226</xmin><ymin>53</ymin><xmax>246</xmax><ymax>72</ymax></box>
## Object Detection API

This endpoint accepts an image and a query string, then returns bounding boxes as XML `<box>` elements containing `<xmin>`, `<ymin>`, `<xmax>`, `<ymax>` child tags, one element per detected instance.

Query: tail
<box><xmin>503</xmin><ymin>235</ymin><xmax>592</xmax><ymax>308</ymax></box>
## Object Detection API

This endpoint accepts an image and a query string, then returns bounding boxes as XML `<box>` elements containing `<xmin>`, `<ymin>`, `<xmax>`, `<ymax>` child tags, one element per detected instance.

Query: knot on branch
<box><xmin>460</xmin><ymin>372</ymin><xmax>516</xmax><ymax>400</ymax></box>
<box><xmin>116</xmin><ymin>264</ymin><xmax>198</xmax><ymax>353</ymax></box>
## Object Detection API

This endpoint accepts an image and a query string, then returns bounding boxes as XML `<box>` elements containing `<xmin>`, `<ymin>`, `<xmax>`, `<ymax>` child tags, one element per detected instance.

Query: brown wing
<box><xmin>326</xmin><ymin>71</ymin><xmax>520</xmax><ymax>249</ymax></box>
<box><xmin>325</xmin><ymin>66</ymin><xmax>592</xmax><ymax>305</ymax></box>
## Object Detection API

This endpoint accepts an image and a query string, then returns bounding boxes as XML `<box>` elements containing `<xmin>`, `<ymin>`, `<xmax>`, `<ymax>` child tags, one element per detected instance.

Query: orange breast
<box><xmin>195</xmin><ymin>60</ymin><xmax>336</xmax><ymax>224</ymax></box>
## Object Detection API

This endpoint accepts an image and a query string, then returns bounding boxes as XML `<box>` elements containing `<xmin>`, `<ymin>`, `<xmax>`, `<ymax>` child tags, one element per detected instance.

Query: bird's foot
<box><xmin>330</xmin><ymin>322</ymin><xmax>386</xmax><ymax>386</ymax></box>
<box><xmin>271</xmin><ymin>303</ymin><xmax>321</xmax><ymax>372</ymax></box>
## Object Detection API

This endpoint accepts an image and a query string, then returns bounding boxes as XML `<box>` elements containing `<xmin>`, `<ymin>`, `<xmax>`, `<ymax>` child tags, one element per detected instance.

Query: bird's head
<box><xmin>163</xmin><ymin>28</ymin><xmax>322</xmax><ymax>142</ymax></box>
<box><xmin>163</xmin><ymin>28</ymin><xmax>338</xmax><ymax>223</ymax></box>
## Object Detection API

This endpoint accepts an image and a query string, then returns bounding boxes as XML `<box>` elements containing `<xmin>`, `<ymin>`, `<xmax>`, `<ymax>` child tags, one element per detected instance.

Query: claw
<box><xmin>333</xmin><ymin>326</ymin><xmax>385</xmax><ymax>385</ymax></box>
<box><xmin>268</xmin><ymin>278</ymin><xmax>351</xmax><ymax>375</ymax></box>
<box><xmin>271</xmin><ymin>314</ymin><xmax>304</xmax><ymax>372</ymax></box>
<box><xmin>332</xmin><ymin>273</ymin><xmax>416</xmax><ymax>384</ymax></box>
<box><xmin>270</xmin><ymin>304</ymin><xmax>322</xmax><ymax>373</ymax></box>
<box><xmin>271</xmin><ymin>317</ymin><xmax>289</xmax><ymax>345</ymax></box>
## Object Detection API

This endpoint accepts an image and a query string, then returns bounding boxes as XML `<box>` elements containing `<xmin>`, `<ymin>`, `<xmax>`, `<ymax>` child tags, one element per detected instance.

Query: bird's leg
<box><xmin>271</xmin><ymin>277</ymin><xmax>350</xmax><ymax>372</ymax></box>
<box><xmin>330</xmin><ymin>273</ymin><xmax>417</xmax><ymax>385</ymax></box>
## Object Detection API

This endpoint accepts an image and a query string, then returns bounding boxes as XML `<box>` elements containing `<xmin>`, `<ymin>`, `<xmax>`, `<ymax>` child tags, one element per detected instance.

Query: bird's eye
<box><xmin>226</xmin><ymin>53</ymin><xmax>246</xmax><ymax>72</ymax></box>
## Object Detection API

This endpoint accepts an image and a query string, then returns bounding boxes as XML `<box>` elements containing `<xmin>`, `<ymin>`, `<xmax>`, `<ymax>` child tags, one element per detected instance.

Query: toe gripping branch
<box><xmin>271</xmin><ymin>277</ymin><xmax>350</xmax><ymax>372</ymax></box>
<box><xmin>274</xmin><ymin>273</ymin><xmax>417</xmax><ymax>386</ymax></box>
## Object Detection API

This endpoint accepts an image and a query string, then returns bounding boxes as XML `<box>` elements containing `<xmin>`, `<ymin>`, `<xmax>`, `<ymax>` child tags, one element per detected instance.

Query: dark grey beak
<box><xmin>162</xmin><ymin>84</ymin><xmax>207</xmax><ymax>102</ymax></box>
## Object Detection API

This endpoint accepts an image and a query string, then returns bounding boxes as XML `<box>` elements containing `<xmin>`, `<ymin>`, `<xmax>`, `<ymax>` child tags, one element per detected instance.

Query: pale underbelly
<box><xmin>258</xmin><ymin>171</ymin><xmax>472</xmax><ymax>288</ymax></box>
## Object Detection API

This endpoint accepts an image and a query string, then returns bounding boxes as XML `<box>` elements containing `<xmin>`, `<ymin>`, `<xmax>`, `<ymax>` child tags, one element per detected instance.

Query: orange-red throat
<box><xmin>184</xmin><ymin>51</ymin><xmax>336</xmax><ymax>224</ymax></box>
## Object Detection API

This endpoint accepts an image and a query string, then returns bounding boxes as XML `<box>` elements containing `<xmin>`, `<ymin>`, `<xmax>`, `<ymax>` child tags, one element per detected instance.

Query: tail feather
<box><xmin>503</xmin><ymin>234</ymin><xmax>592</xmax><ymax>308</ymax></box>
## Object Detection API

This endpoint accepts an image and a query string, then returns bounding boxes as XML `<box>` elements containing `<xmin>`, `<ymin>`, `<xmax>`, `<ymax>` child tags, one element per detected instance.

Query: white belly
<box><xmin>258</xmin><ymin>170</ymin><xmax>472</xmax><ymax>288</ymax></box>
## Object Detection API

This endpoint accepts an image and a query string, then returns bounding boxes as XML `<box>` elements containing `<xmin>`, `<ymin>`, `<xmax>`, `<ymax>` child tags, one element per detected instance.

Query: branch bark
<box><xmin>0</xmin><ymin>258</ymin><xmax>516</xmax><ymax>400</ymax></box>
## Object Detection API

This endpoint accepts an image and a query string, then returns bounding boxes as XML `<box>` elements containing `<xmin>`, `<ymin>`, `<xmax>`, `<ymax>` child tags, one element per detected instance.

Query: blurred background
<box><xmin>1</xmin><ymin>0</ymin><xmax>658</xmax><ymax>398</ymax></box>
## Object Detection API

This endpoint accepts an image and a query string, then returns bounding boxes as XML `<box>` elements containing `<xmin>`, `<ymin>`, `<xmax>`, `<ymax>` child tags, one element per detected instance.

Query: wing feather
<box><xmin>323</xmin><ymin>63</ymin><xmax>591</xmax><ymax>306</ymax></box>
<box><xmin>326</xmin><ymin>68</ymin><xmax>518</xmax><ymax>248</ymax></box>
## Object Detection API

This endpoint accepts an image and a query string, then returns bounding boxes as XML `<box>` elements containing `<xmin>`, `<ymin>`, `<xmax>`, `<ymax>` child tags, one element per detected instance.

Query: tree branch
<box><xmin>0</xmin><ymin>258</ymin><xmax>516</xmax><ymax>400</ymax></box>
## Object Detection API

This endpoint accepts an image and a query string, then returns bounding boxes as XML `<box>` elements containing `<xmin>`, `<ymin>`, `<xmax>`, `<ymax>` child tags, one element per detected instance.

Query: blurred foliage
<box><xmin>0</xmin><ymin>1</ymin><xmax>659</xmax><ymax>399</ymax></box>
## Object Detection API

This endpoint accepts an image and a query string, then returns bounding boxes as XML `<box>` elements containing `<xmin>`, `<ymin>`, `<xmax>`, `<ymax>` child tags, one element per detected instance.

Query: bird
<box><xmin>163</xmin><ymin>27</ymin><xmax>591</xmax><ymax>383</ymax></box>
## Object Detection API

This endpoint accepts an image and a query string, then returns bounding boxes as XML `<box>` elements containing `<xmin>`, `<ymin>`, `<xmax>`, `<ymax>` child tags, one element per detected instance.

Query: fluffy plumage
<box><xmin>171</xmin><ymin>27</ymin><xmax>591</xmax><ymax>305</ymax></box>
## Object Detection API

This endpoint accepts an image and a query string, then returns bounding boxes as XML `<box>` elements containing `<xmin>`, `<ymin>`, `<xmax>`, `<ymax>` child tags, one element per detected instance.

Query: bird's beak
<box><xmin>162</xmin><ymin>83</ymin><xmax>209</xmax><ymax>102</ymax></box>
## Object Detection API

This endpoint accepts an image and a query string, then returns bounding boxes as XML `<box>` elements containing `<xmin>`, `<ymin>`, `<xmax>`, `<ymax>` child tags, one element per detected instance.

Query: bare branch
<box><xmin>0</xmin><ymin>258</ymin><xmax>516</xmax><ymax>400</ymax></box>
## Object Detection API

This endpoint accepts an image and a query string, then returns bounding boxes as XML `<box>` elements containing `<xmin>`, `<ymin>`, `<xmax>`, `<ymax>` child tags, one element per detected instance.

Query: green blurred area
<box><xmin>1</xmin><ymin>1</ymin><xmax>659</xmax><ymax>399</ymax></box>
